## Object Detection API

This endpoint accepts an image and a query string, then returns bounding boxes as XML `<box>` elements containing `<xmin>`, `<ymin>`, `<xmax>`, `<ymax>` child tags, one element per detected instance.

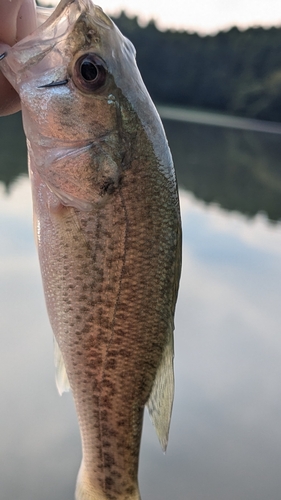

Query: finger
<box><xmin>0</xmin><ymin>0</ymin><xmax>36</xmax><ymax>115</ymax></box>
<box><xmin>0</xmin><ymin>0</ymin><xmax>36</xmax><ymax>43</ymax></box>
<box><xmin>16</xmin><ymin>0</ymin><xmax>37</xmax><ymax>42</ymax></box>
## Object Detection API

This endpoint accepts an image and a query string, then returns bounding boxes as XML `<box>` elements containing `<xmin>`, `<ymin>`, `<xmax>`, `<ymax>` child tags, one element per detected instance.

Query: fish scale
<box><xmin>0</xmin><ymin>0</ymin><xmax>182</xmax><ymax>498</ymax></box>
<box><xmin>36</xmin><ymin>154</ymin><xmax>177</xmax><ymax>499</ymax></box>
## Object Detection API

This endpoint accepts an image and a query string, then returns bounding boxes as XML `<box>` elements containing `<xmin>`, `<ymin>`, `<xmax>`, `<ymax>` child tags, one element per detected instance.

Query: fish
<box><xmin>0</xmin><ymin>0</ymin><xmax>182</xmax><ymax>498</ymax></box>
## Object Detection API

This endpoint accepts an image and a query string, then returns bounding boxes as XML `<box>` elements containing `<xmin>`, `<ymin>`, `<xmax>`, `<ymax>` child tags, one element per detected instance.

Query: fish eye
<box><xmin>73</xmin><ymin>53</ymin><xmax>107</xmax><ymax>92</ymax></box>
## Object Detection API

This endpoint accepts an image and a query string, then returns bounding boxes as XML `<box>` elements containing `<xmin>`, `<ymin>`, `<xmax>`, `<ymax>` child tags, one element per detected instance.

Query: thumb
<box><xmin>0</xmin><ymin>0</ymin><xmax>37</xmax><ymax>115</ymax></box>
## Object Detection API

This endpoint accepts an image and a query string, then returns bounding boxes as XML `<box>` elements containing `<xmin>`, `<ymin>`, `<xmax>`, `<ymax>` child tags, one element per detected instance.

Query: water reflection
<box><xmin>164</xmin><ymin>117</ymin><xmax>281</xmax><ymax>221</ymax></box>
<box><xmin>1</xmin><ymin>108</ymin><xmax>281</xmax><ymax>498</ymax></box>
<box><xmin>0</xmin><ymin>179</ymin><xmax>81</xmax><ymax>499</ymax></box>
<box><xmin>0</xmin><ymin>113</ymin><xmax>27</xmax><ymax>189</ymax></box>
<box><xmin>1</xmin><ymin>177</ymin><xmax>281</xmax><ymax>499</ymax></box>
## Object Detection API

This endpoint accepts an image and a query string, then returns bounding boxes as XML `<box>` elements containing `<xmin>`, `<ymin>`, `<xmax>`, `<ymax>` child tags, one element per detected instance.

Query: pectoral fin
<box><xmin>54</xmin><ymin>337</ymin><xmax>70</xmax><ymax>395</ymax></box>
<box><xmin>146</xmin><ymin>329</ymin><xmax>174</xmax><ymax>452</ymax></box>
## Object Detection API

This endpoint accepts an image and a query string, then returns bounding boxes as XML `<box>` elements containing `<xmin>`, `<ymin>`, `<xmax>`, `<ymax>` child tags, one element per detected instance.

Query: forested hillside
<box><xmin>113</xmin><ymin>13</ymin><xmax>281</xmax><ymax>122</ymax></box>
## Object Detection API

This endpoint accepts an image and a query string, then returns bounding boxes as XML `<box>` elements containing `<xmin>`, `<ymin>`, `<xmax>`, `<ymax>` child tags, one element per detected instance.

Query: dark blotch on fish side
<box><xmin>105</xmin><ymin>475</ymin><xmax>115</xmax><ymax>489</ymax></box>
<box><xmin>0</xmin><ymin>52</ymin><xmax>7</xmax><ymax>61</ymax></box>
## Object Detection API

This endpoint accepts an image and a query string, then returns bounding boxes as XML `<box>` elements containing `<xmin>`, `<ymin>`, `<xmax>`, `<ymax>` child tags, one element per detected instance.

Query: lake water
<box><xmin>1</xmin><ymin>109</ymin><xmax>281</xmax><ymax>499</ymax></box>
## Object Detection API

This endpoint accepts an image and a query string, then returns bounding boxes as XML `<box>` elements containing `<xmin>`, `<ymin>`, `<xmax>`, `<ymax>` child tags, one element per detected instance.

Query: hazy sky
<box><xmin>40</xmin><ymin>0</ymin><xmax>281</xmax><ymax>33</ymax></box>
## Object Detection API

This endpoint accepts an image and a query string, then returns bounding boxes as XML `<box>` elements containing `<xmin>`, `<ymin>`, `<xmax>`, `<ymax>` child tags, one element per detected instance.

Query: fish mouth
<box><xmin>36</xmin><ymin>0</ymin><xmax>113</xmax><ymax>37</ymax></box>
<box><xmin>0</xmin><ymin>0</ymin><xmax>114</xmax><ymax>90</ymax></box>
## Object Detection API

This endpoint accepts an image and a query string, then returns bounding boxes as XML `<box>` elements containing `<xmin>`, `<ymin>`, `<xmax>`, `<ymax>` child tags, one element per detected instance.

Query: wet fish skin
<box><xmin>0</xmin><ymin>1</ymin><xmax>182</xmax><ymax>499</ymax></box>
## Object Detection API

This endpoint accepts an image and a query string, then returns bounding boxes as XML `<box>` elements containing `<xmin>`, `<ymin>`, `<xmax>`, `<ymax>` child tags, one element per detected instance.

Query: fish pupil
<box><xmin>80</xmin><ymin>61</ymin><xmax>98</xmax><ymax>81</ymax></box>
<box><xmin>73</xmin><ymin>53</ymin><xmax>107</xmax><ymax>92</ymax></box>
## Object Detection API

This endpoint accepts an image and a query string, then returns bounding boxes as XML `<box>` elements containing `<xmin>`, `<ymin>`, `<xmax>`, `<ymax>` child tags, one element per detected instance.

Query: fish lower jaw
<box><xmin>75</xmin><ymin>463</ymin><xmax>141</xmax><ymax>500</ymax></box>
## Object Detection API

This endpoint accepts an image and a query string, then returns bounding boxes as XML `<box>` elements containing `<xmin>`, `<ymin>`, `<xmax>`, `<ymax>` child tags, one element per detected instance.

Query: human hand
<box><xmin>0</xmin><ymin>0</ymin><xmax>36</xmax><ymax>115</ymax></box>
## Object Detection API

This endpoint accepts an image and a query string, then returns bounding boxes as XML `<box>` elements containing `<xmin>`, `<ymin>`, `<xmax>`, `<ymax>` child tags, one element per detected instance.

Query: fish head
<box><xmin>0</xmin><ymin>0</ymin><xmax>169</xmax><ymax>210</ymax></box>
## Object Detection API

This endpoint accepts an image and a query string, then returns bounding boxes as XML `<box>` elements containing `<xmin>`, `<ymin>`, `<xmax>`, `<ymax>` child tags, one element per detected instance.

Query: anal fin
<box><xmin>146</xmin><ymin>328</ymin><xmax>174</xmax><ymax>452</ymax></box>
<box><xmin>54</xmin><ymin>337</ymin><xmax>70</xmax><ymax>395</ymax></box>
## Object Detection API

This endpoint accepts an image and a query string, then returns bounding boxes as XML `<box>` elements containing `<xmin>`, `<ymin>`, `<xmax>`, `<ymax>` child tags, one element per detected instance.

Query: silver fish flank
<box><xmin>0</xmin><ymin>1</ymin><xmax>182</xmax><ymax>498</ymax></box>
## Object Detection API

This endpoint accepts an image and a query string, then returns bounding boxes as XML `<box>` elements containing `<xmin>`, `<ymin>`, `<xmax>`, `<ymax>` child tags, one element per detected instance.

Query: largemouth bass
<box><xmin>0</xmin><ymin>1</ymin><xmax>181</xmax><ymax>498</ymax></box>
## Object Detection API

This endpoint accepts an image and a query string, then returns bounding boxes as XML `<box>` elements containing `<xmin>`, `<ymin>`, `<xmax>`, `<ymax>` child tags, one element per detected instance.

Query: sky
<box><xmin>40</xmin><ymin>0</ymin><xmax>281</xmax><ymax>34</ymax></box>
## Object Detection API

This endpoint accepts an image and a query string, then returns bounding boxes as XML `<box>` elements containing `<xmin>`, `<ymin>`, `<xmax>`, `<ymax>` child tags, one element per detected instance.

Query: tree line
<box><xmin>113</xmin><ymin>12</ymin><xmax>281</xmax><ymax>122</ymax></box>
